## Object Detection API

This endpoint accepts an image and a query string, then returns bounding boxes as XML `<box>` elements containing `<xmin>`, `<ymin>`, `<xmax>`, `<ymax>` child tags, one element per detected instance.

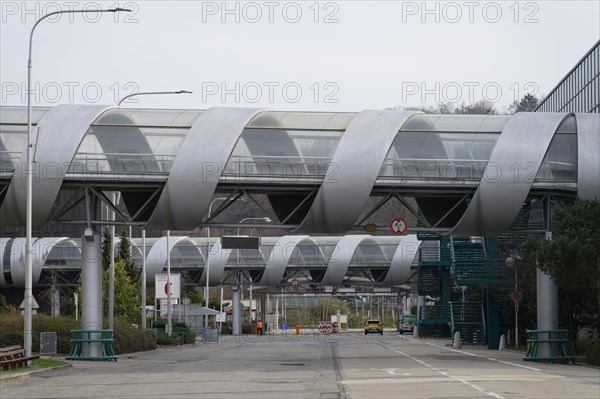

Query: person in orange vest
<box><xmin>257</xmin><ymin>319</ymin><xmax>263</xmax><ymax>335</ymax></box>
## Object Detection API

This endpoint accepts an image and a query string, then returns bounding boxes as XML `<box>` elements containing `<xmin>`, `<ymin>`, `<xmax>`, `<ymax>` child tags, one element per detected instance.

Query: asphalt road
<box><xmin>1</xmin><ymin>331</ymin><xmax>598</xmax><ymax>399</ymax></box>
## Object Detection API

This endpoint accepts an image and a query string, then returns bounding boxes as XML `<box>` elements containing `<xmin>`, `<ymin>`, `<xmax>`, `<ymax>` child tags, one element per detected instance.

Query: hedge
<box><xmin>0</xmin><ymin>313</ymin><xmax>156</xmax><ymax>355</ymax></box>
<box><xmin>153</xmin><ymin>320</ymin><xmax>196</xmax><ymax>345</ymax></box>
<box><xmin>577</xmin><ymin>339</ymin><xmax>600</xmax><ymax>366</ymax></box>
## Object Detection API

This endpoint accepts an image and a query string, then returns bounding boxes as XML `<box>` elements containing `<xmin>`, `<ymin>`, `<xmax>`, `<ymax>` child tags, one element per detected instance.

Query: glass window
<box><xmin>70</xmin><ymin>108</ymin><xmax>197</xmax><ymax>175</ymax></box>
<box><xmin>535</xmin><ymin>133</ymin><xmax>577</xmax><ymax>182</ymax></box>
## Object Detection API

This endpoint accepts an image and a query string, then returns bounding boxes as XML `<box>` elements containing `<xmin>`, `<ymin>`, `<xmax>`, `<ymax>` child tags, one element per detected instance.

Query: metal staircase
<box><xmin>416</xmin><ymin>235</ymin><xmax>507</xmax><ymax>345</ymax></box>
<box><xmin>416</xmin><ymin>235</ymin><xmax>452</xmax><ymax>338</ymax></box>
<box><xmin>450</xmin><ymin>236</ymin><xmax>510</xmax><ymax>286</ymax></box>
<box><xmin>449</xmin><ymin>301</ymin><xmax>486</xmax><ymax>345</ymax></box>
<box><xmin>418</xmin><ymin>304</ymin><xmax>450</xmax><ymax>338</ymax></box>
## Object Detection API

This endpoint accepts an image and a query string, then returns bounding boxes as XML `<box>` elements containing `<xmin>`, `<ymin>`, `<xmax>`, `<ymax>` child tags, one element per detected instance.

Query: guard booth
<box><xmin>178</xmin><ymin>305</ymin><xmax>221</xmax><ymax>334</ymax></box>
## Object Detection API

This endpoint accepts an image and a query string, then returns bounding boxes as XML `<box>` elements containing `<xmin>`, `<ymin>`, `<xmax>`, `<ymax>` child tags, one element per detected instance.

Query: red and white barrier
<box><xmin>318</xmin><ymin>321</ymin><xmax>339</xmax><ymax>334</ymax></box>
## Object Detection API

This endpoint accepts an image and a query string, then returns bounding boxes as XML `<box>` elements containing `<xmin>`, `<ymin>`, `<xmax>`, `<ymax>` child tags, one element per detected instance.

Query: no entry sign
<box><xmin>390</xmin><ymin>217</ymin><xmax>408</xmax><ymax>235</ymax></box>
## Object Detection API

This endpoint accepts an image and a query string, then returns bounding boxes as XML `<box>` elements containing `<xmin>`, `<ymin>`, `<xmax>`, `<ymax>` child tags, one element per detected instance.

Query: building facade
<box><xmin>536</xmin><ymin>39</ymin><xmax>600</xmax><ymax>113</ymax></box>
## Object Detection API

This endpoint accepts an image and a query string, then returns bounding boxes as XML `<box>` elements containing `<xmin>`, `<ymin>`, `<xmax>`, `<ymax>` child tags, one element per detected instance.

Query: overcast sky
<box><xmin>1</xmin><ymin>1</ymin><xmax>599</xmax><ymax>112</ymax></box>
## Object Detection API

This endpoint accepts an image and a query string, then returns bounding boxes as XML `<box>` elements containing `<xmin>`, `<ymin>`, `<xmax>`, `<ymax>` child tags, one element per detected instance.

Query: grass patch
<box><xmin>32</xmin><ymin>358</ymin><xmax>67</xmax><ymax>368</ymax></box>
<box><xmin>0</xmin><ymin>357</ymin><xmax>67</xmax><ymax>375</ymax></box>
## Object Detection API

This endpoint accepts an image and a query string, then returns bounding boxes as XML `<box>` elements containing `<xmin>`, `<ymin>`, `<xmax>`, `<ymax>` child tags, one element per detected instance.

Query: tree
<box><xmin>117</xmin><ymin>227</ymin><xmax>139</xmax><ymax>284</ymax></box>
<box><xmin>509</xmin><ymin>93</ymin><xmax>540</xmax><ymax>114</ymax></box>
<box><xmin>401</xmin><ymin>101</ymin><xmax>457</xmax><ymax>114</ymax></box>
<box><xmin>101</xmin><ymin>227</ymin><xmax>141</xmax><ymax>322</ymax></box>
<box><xmin>454</xmin><ymin>99</ymin><xmax>497</xmax><ymax>115</ymax></box>
<box><xmin>181</xmin><ymin>286</ymin><xmax>220</xmax><ymax>309</ymax></box>
<box><xmin>0</xmin><ymin>294</ymin><xmax>13</xmax><ymax>314</ymax></box>
<box><xmin>102</xmin><ymin>228</ymin><xmax>112</xmax><ymax>271</ymax></box>
<box><xmin>521</xmin><ymin>199</ymin><xmax>600</xmax><ymax>333</ymax></box>
<box><xmin>103</xmin><ymin>259</ymin><xmax>140</xmax><ymax>323</ymax></box>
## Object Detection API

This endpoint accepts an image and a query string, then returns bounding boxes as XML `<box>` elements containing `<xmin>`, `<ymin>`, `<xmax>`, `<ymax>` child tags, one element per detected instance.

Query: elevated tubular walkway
<box><xmin>0</xmin><ymin>234</ymin><xmax>421</xmax><ymax>289</ymax></box>
<box><xmin>1</xmin><ymin>106</ymin><xmax>598</xmax><ymax>236</ymax></box>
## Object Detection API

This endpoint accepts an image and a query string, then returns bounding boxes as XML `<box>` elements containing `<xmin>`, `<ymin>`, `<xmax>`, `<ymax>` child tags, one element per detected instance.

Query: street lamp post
<box><xmin>237</xmin><ymin>217</ymin><xmax>271</xmax><ymax>322</ymax></box>
<box><xmin>205</xmin><ymin>197</ymin><xmax>228</xmax><ymax>328</ymax></box>
<box><xmin>115</xmin><ymin>89</ymin><xmax>191</xmax><ymax>331</ymax></box>
<box><xmin>117</xmin><ymin>90</ymin><xmax>193</xmax><ymax>106</ymax></box>
<box><xmin>24</xmin><ymin>6</ymin><xmax>130</xmax><ymax>358</ymax></box>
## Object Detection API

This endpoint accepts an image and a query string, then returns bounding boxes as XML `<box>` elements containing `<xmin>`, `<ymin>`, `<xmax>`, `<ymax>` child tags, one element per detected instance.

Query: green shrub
<box><xmin>0</xmin><ymin>313</ymin><xmax>79</xmax><ymax>354</ymax></box>
<box><xmin>577</xmin><ymin>339</ymin><xmax>600</xmax><ymax>366</ymax></box>
<box><xmin>242</xmin><ymin>322</ymin><xmax>256</xmax><ymax>334</ymax></box>
<box><xmin>220</xmin><ymin>320</ymin><xmax>232</xmax><ymax>335</ymax></box>
<box><xmin>0</xmin><ymin>313</ymin><xmax>156</xmax><ymax>355</ymax></box>
<box><xmin>154</xmin><ymin>320</ymin><xmax>195</xmax><ymax>345</ymax></box>
<box><xmin>111</xmin><ymin>319</ymin><xmax>157</xmax><ymax>354</ymax></box>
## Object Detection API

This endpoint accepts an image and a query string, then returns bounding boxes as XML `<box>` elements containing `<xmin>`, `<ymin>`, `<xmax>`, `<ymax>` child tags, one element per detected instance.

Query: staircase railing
<box><xmin>449</xmin><ymin>301</ymin><xmax>456</xmax><ymax>339</ymax></box>
<box><xmin>481</xmin><ymin>303</ymin><xmax>487</xmax><ymax>344</ymax></box>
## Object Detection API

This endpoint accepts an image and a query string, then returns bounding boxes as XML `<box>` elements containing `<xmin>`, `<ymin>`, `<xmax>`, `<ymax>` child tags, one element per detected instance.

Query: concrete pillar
<box><xmin>232</xmin><ymin>272</ymin><xmax>242</xmax><ymax>335</ymax></box>
<box><xmin>51</xmin><ymin>288</ymin><xmax>60</xmax><ymax>317</ymax></box>
<box><xmin>81</xmin><ymin>230</ymin><xmax>102</xmax><ymax>356</ymax></box>
<box><xmin>499</xmin><ymin>334</ymin><xmax>506</xmax><ymax>351</ymax></box>
<box><xmin>415</xmin><ymin>295</ymin><xmax>425</xmax><ymax>338</ymax></box>
<box><xmin>536</xmin><ymin>268</ymin><xmax>559</xmax><ymax>357</ymax></box>
<box><xmin>453</xmin><ymin>331</ymin><xmax>462</xmax><ymax>349</ymax></box>
<box><xmin>405</xmin><ymin>295</ymin><xmax>412</xmax><ymax>315</ymax></box>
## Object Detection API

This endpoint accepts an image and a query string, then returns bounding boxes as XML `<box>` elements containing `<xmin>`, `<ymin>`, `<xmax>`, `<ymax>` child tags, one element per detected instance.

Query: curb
<box><xmin>0</xmin><ymin>363</ymin><xmax>72</xmax><ymax>382</ymax></box>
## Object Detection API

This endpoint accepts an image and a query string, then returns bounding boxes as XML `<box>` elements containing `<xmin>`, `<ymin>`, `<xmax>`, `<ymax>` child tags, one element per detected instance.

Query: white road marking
<box><xmin>388</xmin><ymin>346</ymin><xmax>506</xmax><ymax>399</ymax></box>
<box><xmin>409</xmin><ymin>338</ymin><xmax>542</xmax><ymax>372</ymax></box>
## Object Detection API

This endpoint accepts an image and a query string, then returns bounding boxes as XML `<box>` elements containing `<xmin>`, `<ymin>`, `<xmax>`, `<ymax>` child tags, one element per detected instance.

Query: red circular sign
<box><xmin>390</xmin><ymin>217</ymin><xmax>408</xmax><ymax>235</ymax></box>
<box><xmin>511</xmin><ymin>291</ymin><xmax>522</xmax><ymax>302</ymax></box>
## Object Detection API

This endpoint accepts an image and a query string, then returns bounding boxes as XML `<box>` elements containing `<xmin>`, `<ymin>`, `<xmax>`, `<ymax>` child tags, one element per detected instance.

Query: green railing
<box><xmin>66</xmin><ymin>330</ymin><xmax>117</xmax><ymax>361</ymax></box>
<box><xmin>524</xmin><ymin>329</ymin><xmax>575</xmax><ymax>364</ymax></box>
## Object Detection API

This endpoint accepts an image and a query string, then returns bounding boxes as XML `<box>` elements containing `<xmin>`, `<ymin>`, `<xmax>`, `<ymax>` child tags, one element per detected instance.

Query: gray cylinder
<box><xmin>536</xmin><ymin>268</ymin><xmax>559</xmax><ymax>357</ymax></box>
<box><xmin>453</xmin><ymin>331</ymin><xmax>462</xmax><ymax>349</ymax></box>
<box><xmin>81</xmin><ymin>230</ymin><xmax>103</xmax><ymax>356</ymax></box>
<box><xmin>232</xmin><ymin>285</ymin><xmax>241</xmax><ymax>335</ymax></box>
<box><xmin>52</xmin><ymin>288</ymin><xmax>60</xmax><ymax>317</ymax></box>
<box><xmin>499</xmin><ymin>334</ymin><xmax>506</xmax><ymax>351</ymax></box>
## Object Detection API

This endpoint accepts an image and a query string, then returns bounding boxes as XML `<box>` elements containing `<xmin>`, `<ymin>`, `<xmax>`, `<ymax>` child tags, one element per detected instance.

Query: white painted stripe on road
<box><xmin>409</xmin><ymin>338</ymin><xmax>542</xmax><ymax>372</ymax></box>
<box><xmin>388</xmin><ymin>347</ymin><xmax>506</xmax><ymax>399</ymax></box>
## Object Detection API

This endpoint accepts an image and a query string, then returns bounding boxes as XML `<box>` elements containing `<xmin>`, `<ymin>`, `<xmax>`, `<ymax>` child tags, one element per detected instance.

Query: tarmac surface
<box><xmin>1</xmin><ymin>331</ymin><xmax>599</xmax><ymax>399</ymax></box>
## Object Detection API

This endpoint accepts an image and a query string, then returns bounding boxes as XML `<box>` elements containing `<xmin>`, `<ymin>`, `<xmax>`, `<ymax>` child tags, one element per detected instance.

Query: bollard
<box><xmin>453</xmin><ymin>331</ymin><xmax>461</xmax><ymax>349</ymax></box>
<box><xmin>295</xmin><ymin>324</ymin><xmax>301</xmax><ymax>335</ymax></box>
<box><xmin>499</xmin><ymin>334</ymin><xmax>506</xmax><ymax>351</ymax></box>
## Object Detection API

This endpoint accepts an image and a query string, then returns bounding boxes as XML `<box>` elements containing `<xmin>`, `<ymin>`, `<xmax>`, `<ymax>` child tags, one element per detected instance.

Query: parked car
<box><xmin>364</xmin><ymin>320</ymin><xmax>384</xmax><ymax>335</ymax></box>
<box><xmin>398</xmin><ymin>315</ymin><xmax>417</xmax><ymax>334</ymax></box>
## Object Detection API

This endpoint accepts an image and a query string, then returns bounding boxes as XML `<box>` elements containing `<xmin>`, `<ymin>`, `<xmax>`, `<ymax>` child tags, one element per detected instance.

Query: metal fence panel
<box><xmin>40</xmin><ymin>332</ymin><xmax>57</xmax><ymax>356</ymax></box>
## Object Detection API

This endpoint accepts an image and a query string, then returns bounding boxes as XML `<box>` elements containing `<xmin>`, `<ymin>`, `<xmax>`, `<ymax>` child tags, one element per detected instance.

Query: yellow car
<box><xmin>364</xmin><ymin>320</ymin><xmax>384</xmax><ymax>335</ymax></box>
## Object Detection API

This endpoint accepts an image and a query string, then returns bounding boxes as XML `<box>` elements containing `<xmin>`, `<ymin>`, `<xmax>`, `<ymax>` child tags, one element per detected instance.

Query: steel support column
<box><xmin>81</xmin><ymin>229</ymin><xmax>102</xmax><ymax>356</ymax></box>
<box><xmin>232</xmin><ymin>271</ymin><xmax>242</xmax><ymax>336</ymax></box>
<box><xmin>536</xmin><ymin>268</ymin><xmax>559</xmax><ymax>357</ymax></box>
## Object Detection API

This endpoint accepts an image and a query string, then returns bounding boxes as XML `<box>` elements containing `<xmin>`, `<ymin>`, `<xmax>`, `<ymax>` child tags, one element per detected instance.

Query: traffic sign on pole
<box><xmin>390</xmin><ymin>217</ymin><xmax>408</xmax><ymax>235</ymax></box>
<box><xmin>511</xmin><ymin>291</ymin><xmax>522</xmax><ymax>302</ymax></box>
